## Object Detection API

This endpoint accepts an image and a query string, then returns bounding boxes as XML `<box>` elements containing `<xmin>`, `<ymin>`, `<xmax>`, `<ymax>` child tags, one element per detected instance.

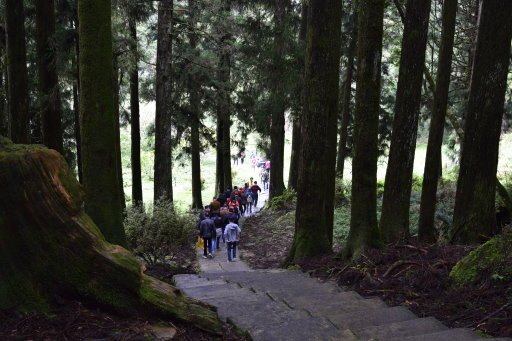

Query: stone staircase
<box><xmin>174</xmin><ymin>270</ymin><xmax>510</xmax><ymax>341</ymax></box>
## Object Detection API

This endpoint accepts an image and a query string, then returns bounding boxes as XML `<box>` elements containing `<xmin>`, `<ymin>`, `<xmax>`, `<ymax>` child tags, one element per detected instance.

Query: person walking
<box><xmin>250</xmin><ymin>181</ymin><xmax>262</xmax><ymax>208</ymax></box>
<box><xmin>246</xmin><ymin>189</ymin><xmax>254</xmax><ymax>214</ymax></box>
<box><xmin>199</xmin><ymin>213</ymin><xmax>216</xmax><ymax>259</ymax></box>
<box><xmin>224</xmin><ymin>218</ymin><xmax>241</xmax><ymax>262</ymax></box>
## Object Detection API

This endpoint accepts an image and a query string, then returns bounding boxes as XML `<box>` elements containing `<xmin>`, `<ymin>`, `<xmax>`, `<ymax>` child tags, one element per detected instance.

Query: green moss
<box><xmin>57</xmin><ymin>157</ymin><xmax>84</xmax><ymax>208</ymax></box>
<box><xmin>268</xmin><ymin>190</ymin><xmax>297</xmax><ymax>210</ymax></box>
<box><xmin>107</xmin><ymin>247</ymin><xmax>142</xmax><ymax>275</ymax></box>
<box><xmin>140</xmin><ymin>276</ymin><xmax>223</xmax><ymax>335</ymax></box>
<box><xmin>287</xmin><ymin>264</ymin><xmax>302</xmax><ymax>270</ymax></box>
<box><xmin>0</xmin><ymin>276</ymin><xmax>49</xmax><ymax>313</ymax></box>
<box><xmin>450</xmin><ymin>233</ymin><xmax>512</xmax><ymax>287</ymax></box>
<box><xmin>275</xmin><ymin>211</ymin><xmax>295</xmax><ymax>227</ymax></box>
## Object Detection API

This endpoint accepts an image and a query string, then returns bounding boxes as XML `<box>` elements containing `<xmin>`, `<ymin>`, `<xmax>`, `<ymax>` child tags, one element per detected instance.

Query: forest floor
<box><xmin>241</xmin><ymin>207</ymin><xmax>512</xmax><ymax>338</ymax></box>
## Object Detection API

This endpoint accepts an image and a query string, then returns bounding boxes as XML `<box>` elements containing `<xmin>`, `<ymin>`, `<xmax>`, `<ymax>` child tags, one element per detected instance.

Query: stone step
<box><xmin>173</xmin><ymin>275</ymin><xmax>226</xmax><ymax>289</ymax></box>
<box><xmin>203</xmin><ymin>270</ymin><xmax>308</xmax><ymax>283</ymax></box>
<box><xmin>179</xmin><ymin>283</ymin><xmax>248</xmax><ymax>299</ymax></box>
<box><xmin>386</xmin><ymin>328</ymin><xmax>506</xmax><ymax>341</ymax></box>
<box><xmin>207</xmin><ymin>295</ymin><xmax>311</xmax><ymax>329</ymax></box>
<box><xmin>286</xmin><ymin>295</ymin><xmax>387</xmax><ymax>316</ymax></box>
<box><xmin>204</xmin><ymin>271</ymin><xmax>343</xmax><ymax>298</ymax></box>
<box><xmin>328</xmin><ymin>305</ymin><xmax>418</xmax><ymax>330</ymax></box>
<box><xmin>354</xmin><ymin>316</ymin><xmax>448</xmax><ymax>340</ymax></box>
<box><xmin>250</xmin><ymin>316</ymin><xmax>358</xmax><ymax>341</ymax></box>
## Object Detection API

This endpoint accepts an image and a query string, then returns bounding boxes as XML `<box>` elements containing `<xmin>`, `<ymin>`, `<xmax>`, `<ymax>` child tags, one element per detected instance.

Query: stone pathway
<box><xmin>174</xmin><ymin>193</ymin><xmax>509</xmax><ymax>340</ymax></box>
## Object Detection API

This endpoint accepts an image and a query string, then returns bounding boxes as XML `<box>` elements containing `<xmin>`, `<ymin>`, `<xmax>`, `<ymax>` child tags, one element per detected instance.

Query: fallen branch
<box><xmin>383</xmin><ymin>260</ymin><xmax>421</xmax><ymax>278</ymax></box>
<box><xmin>395</xmin><ymin>244</ymin><xmax>429</xmax><ymax>254</ymax></box>
<box><xmin>393</xmin><ymin>265</ymin><xmax>415</xmax><ymax>278</ymax></box>
<box><xmin>466</xmin><ymin>303</ymin><xmax>511</xmax><ymax>328</ymax></box>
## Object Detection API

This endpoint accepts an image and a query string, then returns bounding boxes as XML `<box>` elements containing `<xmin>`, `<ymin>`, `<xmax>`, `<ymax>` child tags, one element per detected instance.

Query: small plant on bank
<box><xmin>124</xmin><ymin>200</ymin><xmax>196</xmax><ymax>265</ymax></box>
<box><xmin>268</xmin><ymin>190</ymin><xmax>297</xmax><ymax>210</ymax></box>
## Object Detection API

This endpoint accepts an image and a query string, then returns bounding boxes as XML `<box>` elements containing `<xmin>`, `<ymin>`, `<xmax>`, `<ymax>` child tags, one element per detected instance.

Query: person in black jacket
<box><xmin>199</xmin><ymin>213</ymin><xmax>216</xmax><ymax>259</ymax></box>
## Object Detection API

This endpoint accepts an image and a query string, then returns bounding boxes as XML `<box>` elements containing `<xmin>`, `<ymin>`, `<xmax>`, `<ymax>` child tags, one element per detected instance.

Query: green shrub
<box><xmin>268</xmin><ymin>190</ymin><xmax>297</xmax><ymax>210</ymax></box>
<box><xmin>124</xmin><ymin>200</ymin><xmax>196</xmax><ymax>265</ymax></box>
<box><xmin>334</xmin><ymin>178</ymin><xmax>351</xmax><ymax>207</ymax></box>
<box><xmin>333</xmin><ymin>206</ymin><xmax>351</xmax><ymax>247</ymax></box>
<box><xmin>376</xmin><ymin>180</ymin><xmax>385</xmax><ymax>198</ymax></box>
<box><xmin>411</xmin><ymin>175</ymin><xmax>423</xmax><ymax>193</ymax></box>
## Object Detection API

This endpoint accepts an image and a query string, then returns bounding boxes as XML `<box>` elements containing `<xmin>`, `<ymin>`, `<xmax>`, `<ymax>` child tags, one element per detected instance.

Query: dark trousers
<box><xmin>227</xmin><ymin>241</ymin><xmax>238</xmax><ymax>261</ymax></box>
<box><xmin>203</xmin><ymin>237</ymin><xmax>212</xmax><ymax>256</ymax></box>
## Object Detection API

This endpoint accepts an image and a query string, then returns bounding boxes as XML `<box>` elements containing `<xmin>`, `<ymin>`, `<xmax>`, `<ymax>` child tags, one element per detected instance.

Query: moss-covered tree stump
<box><xmin>0</xmin><ymin>137</ymin><xmax>223</xmax><ymax>334</ymax></box>
<box><xmin>450</xmin><ymin>232</ymin><xmax>512</xmax><ymax>287</ymax></box>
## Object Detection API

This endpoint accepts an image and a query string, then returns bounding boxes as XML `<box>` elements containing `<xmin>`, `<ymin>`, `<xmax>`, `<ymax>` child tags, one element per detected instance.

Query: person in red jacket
<box><xmin>250</xmin><ymin>181</ymin><xmax>262</xmax><ymax>208</ymax></box>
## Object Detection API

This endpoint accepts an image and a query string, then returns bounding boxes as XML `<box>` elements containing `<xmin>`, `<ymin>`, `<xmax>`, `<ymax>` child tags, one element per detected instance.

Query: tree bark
<box><xmin>418</xmin><ymin>0</ymin><xmax>458</xmax><ymax>243</ymax></box>
<box><xmin>112</xmin><ymin>54</ymin><xmax>126</xmax><ymax>212</ymax></box>
<box><xmin>5</xmin><ymin>0</ymin><xmax>30</xmax><ymax>144</ymax></box>
<box><xmin>0</xmin><ymin>28</ymin><xmax>7</xmax><ymax>137</ymax></box>
<box><xmin>288</xmin><ymin>116</ymin><xmax>300</xmax><ymax>190</ymax></box>
<box><xmin>451</xmin><ymin>0</ymin><xmax>512</xmax><ymax>244</ymax></box>
<box><xmin>72</xmin><ymin>15</ymin><xmax>83</xmax><ymax>183</ymax></box>
<box><xmin>288</xmin><ymin>1</ymin><xmax>308</xmax><ymax>191</ymax></box>
<box><xmin>344</xmin><ymin>0</ymin><xmax>385</xmax><ymax>260</ymax></box>
<box><xmin>287</xmin><ymin>0</ymin><xmax>343</xmax><ymax>264</ymax></box>
<box><xmin>190</xmin><ymin>114</ymin><xmax>203</xmax><ymax>209</ymax></box>
<box><xmin>129</xmin><ymin>17</ymin><xmax>143</xmax><ymax>207</ymax></box>
<box><xmin>188</xmin><ymin>0</ymin><xmax>203</xmax><ymax>210</ymax></box>
<box><xmin>269</xmin><ymin>0</ymin><xmax>288</xmax><ymax>199</ymax></box>
<box><xmin>0</xmin><ymin>138</ymin><xmax>223</xmax><ymax>334</ymax></box>
<box><xmin>218</xmin><ymin>0</ymin><xmax>232</xmax><ymax>191</ymax></box>
<box><xmin>79</xmin><ymin>0</ymin><xmax>126</xmax><ymax>246</ymax></box>
<box><xmin>336</xmin><ymin>10</ymin><xmax>357</xmax><ymax>179</ymax></box>
<box><xmin>379</xmin><ymin>0</ymin><xmax>431</xmax><ymax>243</ymax></box>
<box><xmin>215</xmin><ymin>111</ymin><xmax>225</xmax><ymax>194</ymax></box>
<box><xmin>35</xmin><ymin>0</ymin><xmax>63</xmax><ymax>154</ymax></box>
<box><xmin>154</xmin><ymin>0</ymin><xmax>174</xmax><ymax>202</ymax></box>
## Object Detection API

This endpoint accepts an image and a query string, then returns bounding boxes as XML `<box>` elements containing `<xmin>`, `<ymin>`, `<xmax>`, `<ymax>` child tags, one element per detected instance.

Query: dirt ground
<box><xmin>240</xmin><ymin>208</ymin><xmax>512</xmax><ymax>338</ymax></box>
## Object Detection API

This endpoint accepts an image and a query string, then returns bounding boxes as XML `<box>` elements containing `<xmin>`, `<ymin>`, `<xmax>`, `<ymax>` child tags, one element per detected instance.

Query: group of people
<box><xmin>197</xmin><ymin>181</ymin><xmax>263</xmax><ymax>262</ymax></box>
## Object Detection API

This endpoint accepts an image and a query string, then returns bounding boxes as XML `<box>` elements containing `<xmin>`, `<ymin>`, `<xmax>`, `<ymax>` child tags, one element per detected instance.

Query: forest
<box><xmin>1</xmin><ymin>0</ymin><xmax>512</xmax><ymax>339</ymax></box>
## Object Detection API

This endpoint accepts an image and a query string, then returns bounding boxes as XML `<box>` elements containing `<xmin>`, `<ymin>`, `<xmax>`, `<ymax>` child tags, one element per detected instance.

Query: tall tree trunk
<box><xmin>190</xmin><ymin>113</ymin><xmax>203</xmax><ymax>209</ymax></box>
<box><xmin>154</xmin><ymin>0</ymin><xmax>174</xmax><ymax>202</ymax></box>
<box><xmin>269</xmin><ymin>0</ymin><xmax>288</xmax><ymax>199</ymax></box>
<box><xmin>288</xmin><ymin>116</ymin><xmax>300</xmax><ymax>190</ymax></box>
<box><xmin>323</xmin><ymin>1</ymin><xmax>347</xmax><ymax>246</ymax></box>
<box><xmin>129</xmin><ymin>17</ymin><xmax>143</xmax><ymax>207</ymax></box>
<box><xmin>72</xmin><ymin>15</ymin><xmax>83</xmax><ymax>183</ymax></box>
<box><xmin>188</xmin><ymin>0</ymin><xmax>203</xmax><ymax>210</ymax></box>
<box><xmin>78</xmin><ymin>0</ymin><xmax>126</xmax><ymax>245</ymax></box>
<box><xmin>418</xmin><ymin>0</ymin><xmax>458</xmax><ymax>242</ymax></box>
<box><xmin>2</xmin><ymin>57</ymin><xmax>7</xmax><ymax>136</ymax></box>
<box><xmin>336</xmin><ymin>10</ymin><xmax>357</xmax><ymax>179</ymax></box>
<box><xmin>344</xmin><ymin>0</ymin><xmax>385</xmax><ymax>260</ymax></box>
<box><xmin>112</xmin><ymin>54</ymin><xmax>126</xmax><ymax>212</ymax></box>
<box><xmin>288</xmin><ymin>1</ymin><xmax>308</xmax><ymax>191</ymax></box>
<box><xmin>215</xmin><ymin>111</ymin><xmax>225</xmax><ymax>195</ymax></box>
<box><xmin>286</xmin><ymin>0</ymin><xmax>343</xmax><ymax>264</ymax></box>
<box><xmin>5</xmin><ymin>0</ymin><xmax>30</xmax><ymax>144</ymax></box>
<box><xmin>379</xmin><ymin>0</ymin><xmax>431</xmax><ymax>242</ymax></box>
<box><xmin>35</xmin><ymin>0</ymin><xmax>63</xmax><ymax>154</ymax></box>
<box><xmin>451</xmin><ymin>1</ymin><xmax>512</xmax><ymax>244</ymax></box>
<box><xmin>0</xmin><ymin>30</ymin><xmax>6</xmax><ymax>137</ymax></box>
<box><xmin>0</xmin><ymin>65</ymin><xmax>5</xmax><ymax>137</ymax></box>
<box><xmin>218</xmin><ymin>0</ymin><xmax>232</xmax><ymax>191</ymax></box>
